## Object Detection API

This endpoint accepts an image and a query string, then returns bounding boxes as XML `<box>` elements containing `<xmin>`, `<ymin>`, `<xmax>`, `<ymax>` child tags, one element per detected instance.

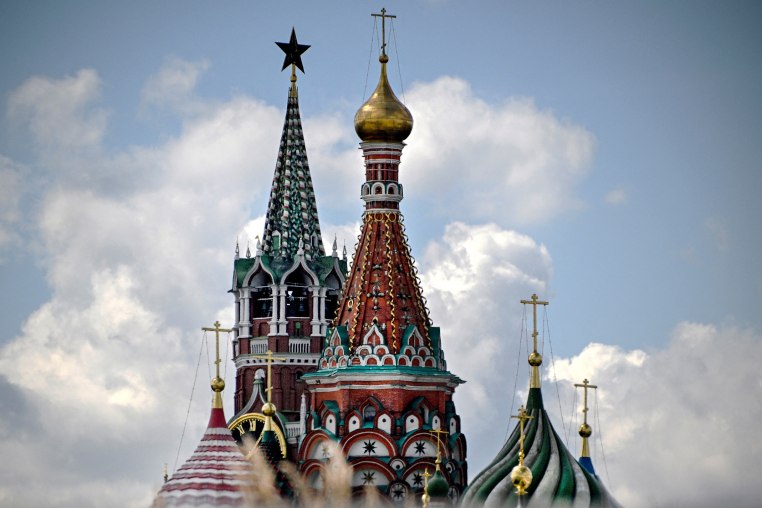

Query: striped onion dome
<box><xmin>153</xmin><ymin>405</ymin><xmax>252</xmax><ymax>507</ymax></box>
<box><xmin>462</xmin><ymin>388</ymin><xmax>621</xmax><ymax>508</ymax></box>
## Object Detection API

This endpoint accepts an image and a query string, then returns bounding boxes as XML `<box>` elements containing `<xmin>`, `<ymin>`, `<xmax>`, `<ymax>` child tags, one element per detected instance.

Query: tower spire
<box><xmin>520</xmin><ymin>294</ymin><xmax>549</xmax><ymax>388</ymax></box>
<box><xmin>262</xmin><ymin>29</ymin><xmax>324</xmax><ymax>261</ymax></box>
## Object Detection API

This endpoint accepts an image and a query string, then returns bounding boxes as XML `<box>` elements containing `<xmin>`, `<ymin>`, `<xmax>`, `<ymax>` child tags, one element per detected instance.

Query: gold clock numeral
<box><xmin>249</xmin><ymin>419</ymin><xmax>259</xmax><ymax>432</ymax></box>
<box><xmin>235</xmin><ymin>423</ymin><xmax>246</xmax><ymax>436</ymax></box>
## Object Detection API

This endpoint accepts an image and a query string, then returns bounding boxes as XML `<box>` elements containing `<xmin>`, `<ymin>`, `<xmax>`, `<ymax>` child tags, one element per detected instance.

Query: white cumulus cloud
<box><xmin>403</xmin><ymin>76</ymin><xmax>596</xmax><ymax>225</ymax></box>
<box><xmin>548</xmin><ymin>322</ymin><xmax>762</xmax><ymax>508</ymax></box>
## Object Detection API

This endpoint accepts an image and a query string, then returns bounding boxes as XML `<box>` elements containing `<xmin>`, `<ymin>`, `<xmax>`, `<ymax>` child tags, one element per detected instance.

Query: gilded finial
<box><xmin>354</xmin><ymin>8</ymin><xmax>413</xmax><ymax>143</ymax></box>
<box><xmin>422</xmin><ymin>467</ymin><xmax>432</xmax><ymax>508</ymax></box>
<box><xmin>574</xmin><ymin>378</ymin><xmax>598</xmax><ymax>458</ymax></box>
<box><xmin>509</xmin><ymin>405</ymin><xmax>534</xmax><ymax>495</ymax></box>
<box><xmin>253</xmin><ymin>350</ymin><xmax>287</xmax><ymax>431</ymax></box>
<box><xmin>202</xmin><ymin>321</ymin><xmax>233</xmax><ymax>408</ymax></box>
<box><xmin>520</xmin><ymin>294</ymin><xmax>549</xmax><ymax>388</ymax></box>
<box><xmin>430</xmin><ymin>429</ymin><xmax>449</xmax><ymax>470</ymax></box>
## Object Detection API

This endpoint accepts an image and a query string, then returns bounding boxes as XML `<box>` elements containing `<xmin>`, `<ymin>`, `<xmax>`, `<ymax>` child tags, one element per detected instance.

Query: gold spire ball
<box><xmin>354</xmin><ymin>9</ymin><xmax>413</xmax><ymax>143</ymax></box>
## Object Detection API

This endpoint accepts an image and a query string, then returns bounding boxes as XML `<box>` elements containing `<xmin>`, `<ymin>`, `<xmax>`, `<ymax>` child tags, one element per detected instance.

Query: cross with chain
<box><xmin>574</xmin><ymin>378</ymin><xmax>598</xmax><ymax>458</ymax></box>
<box><xmin>201</xmin><ymin>321</ymin><xmax>233</xmax><ymax>381</ymax></box>
<box><xmin>574</xmin><ymin>378</ymin><xmax>598</xmax><ymax>426</ymax></box>
<box><xmin>371</xmin><ymin>8</ymin><xmax>396</xmax><ymax>57</ymax></box>
<box><xmin>430</xmin><ymin>429</ymin><xmax>450</xmax><ymax>464</ymax></box>
<box><xmin>253</xmin><ymin>350</ymin><xmax>288</xmax><ymax>404</ymax></box>
<box><xmin>519</xmin><ymin>293</ymin><xmax>548</xmax><ymax>354</ymax></box>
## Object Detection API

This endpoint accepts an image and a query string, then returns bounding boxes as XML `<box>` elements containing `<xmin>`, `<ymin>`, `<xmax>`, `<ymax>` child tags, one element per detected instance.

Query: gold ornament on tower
<box><xmin>354</xmin><ymin>8</ymin><xmax>413</xmax><ymax>143</ymax></box>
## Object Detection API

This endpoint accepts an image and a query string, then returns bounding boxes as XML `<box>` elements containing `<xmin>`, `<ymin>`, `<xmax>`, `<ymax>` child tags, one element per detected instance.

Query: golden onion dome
<box><xmin>354</xmin><ymin>54</ymin><xmax>413</xmax><ymax>143</ymax></box>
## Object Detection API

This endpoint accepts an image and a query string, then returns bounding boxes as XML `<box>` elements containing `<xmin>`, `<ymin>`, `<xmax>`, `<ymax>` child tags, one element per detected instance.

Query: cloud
<box><xmin>418</xmin><ymin>221</ymin><xmax>553</xmax><ymax>460</ymax></box>
<box><xmin>4</xmin><ymin>61</ymin><xmax>745</xmax><ymax>508</ymax></box>
<box><xmin>403</xmin><ymin>76</ymin><xmax>596</xmax><ymax>225</ymax></box>
<box><xmin>8</xmin><ymin>69</ymin><xmax>107</xmax><ymax>153</ymax></box>
<box><xmin>0</xmin><ymin>65</ymin><xmax>307</xmax><ymax>506</ymax></box>
<box><xmin>603</xmin><ymin>187</ymin><xmax>628</xmax><ymax>205</ymax></box>
<box><xmin>141</xmin><ymin>57</ymin><xmax>211</xmax><ymax>116</ymax></box>
<box><xmin>0</xmin><ymin>155</ymin><xmax>26</xmax><ymax>257</ymax></box>
<box><xmin>547</xmin><ymin>322</ymin><xmax>762</xmax><ymax>508</ymax></box>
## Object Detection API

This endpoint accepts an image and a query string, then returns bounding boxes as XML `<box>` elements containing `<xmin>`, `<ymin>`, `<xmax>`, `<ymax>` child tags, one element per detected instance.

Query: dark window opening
<box><xmin>286</xmin><ymin>286</ymin><xmax>310</xmax><ymax>317</ymax></box>
<box><xmin>363</xmin><ymin>405</ymin><xmax>376</xmax><ymax>424</ymax></box>
<box><xmin>251</xmin><ymin>287</ymin><xmax>272</xmax><ymax>319</ymax></box>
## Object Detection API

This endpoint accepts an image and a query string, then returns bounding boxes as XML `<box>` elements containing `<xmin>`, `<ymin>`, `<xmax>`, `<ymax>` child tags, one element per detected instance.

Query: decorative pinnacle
<box><xmin>574</xmin><ymin>378</ymin><xmax>598</xmax><ymax>458</ymax></box>
<box><xmin>520</xmin><ymin>294</ymin><xmax>549</xmax><ymax>388</ymax></box>
<box><xmin>235</xmin><ymin>239</ymin><xmax>240</xmax><ymax>260</ymax></box>
<box><xmin>201</xmin><ymin>321</ymin><xmax>233</xmax><ymax>408</ymax></box>
<box><xmin>510</xmin><ymin>405</ymin><xmax>534</xmax><ymax>495</ymax></box>
<box><xmin>253</xmin><ymin>350</ymin><xmax>287</xmax><ymax>431</ymax></box>
<box><xmin>276</xmin><ymin>28</ymin><xmax>309</xmax><ymax>98</ymax></box>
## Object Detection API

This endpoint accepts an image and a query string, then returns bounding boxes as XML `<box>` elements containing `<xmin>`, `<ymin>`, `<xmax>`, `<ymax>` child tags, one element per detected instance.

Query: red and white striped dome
<box><xmin>153</xmin><ymin>406</ymin><xmax>251</xmax><ymax>507</ymax></box>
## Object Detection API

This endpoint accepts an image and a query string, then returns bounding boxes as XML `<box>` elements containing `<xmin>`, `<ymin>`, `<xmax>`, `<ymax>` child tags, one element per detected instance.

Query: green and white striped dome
<box><xmin>462</xmin><ymin>388</ymin><xmax>620</xmax><ymax>508</ymax></box>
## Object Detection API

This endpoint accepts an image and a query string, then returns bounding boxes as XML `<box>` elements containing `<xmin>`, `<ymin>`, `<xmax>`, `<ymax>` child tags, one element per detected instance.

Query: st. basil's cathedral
<box><xmin>154</xmin><ymin>11</ymin><xmax>620</xmax><ymax>508</ymax></box>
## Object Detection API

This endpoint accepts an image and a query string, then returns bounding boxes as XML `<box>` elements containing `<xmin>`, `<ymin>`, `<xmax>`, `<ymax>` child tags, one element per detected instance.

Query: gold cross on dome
<box><xmin>511</xmin><ymin>405</ymin><xmax>534</xmax><ymax>466</ymax></box>
<box><xmin>253</xmin><ymin>350</ymin><xmax>287</xmax><ymax>404</ymax></box>
<box><xmin>429</xmin><ymin>429</ymin><xmax>450</xmax><ymax>465</ymax></box>
<box><xmin>574</xmin><ymin>378</ymin><xmax>598</xmax><ymax>425</ymax></box>
<box><xmin>519</xmin><ymin>294</ymin><xmax>548</xmax><ymax>354</ymax></box>
<box><xmin>201</xmin><ymin>321</ymin><xmax>233</xmax><ymax>380</ymax></box>
<box><xmin>371</xmin><ymin>8</ymin><xmax>397</xmax><ymax>56</ymax></box>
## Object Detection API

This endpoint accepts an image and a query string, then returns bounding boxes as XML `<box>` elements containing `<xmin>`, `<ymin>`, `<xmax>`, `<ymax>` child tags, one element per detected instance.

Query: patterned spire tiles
<box><xmin>333</xmin><ymin>211</ymin><xmax>431</xmax><ymax>354</ymax></box>
<box><xmin>261</xmin><ymin>86</ymin><xmax>325</xmax><ymax>262</ymax></box>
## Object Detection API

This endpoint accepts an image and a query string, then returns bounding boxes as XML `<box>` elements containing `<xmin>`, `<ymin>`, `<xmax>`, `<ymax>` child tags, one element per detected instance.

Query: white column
<box><xmin>299</xmin><ymin>393</ymin><xmax>307</xmax><ymax>441</ymax></box>
<box><xmin>241</xmin><ymin>289</ymin><xmax>251</xmax><ymax>338</ymax></box>
<box><xmin>269</xmin><ymin>284</ymin><xmax>279</xmax><ymax>336</ymax></box>
<box><xmin>278</xmin><ymin>285</ymin><xmax>288</xmax><ymax>335</ymax></box>
<box><xmin>310</xmin><ymin>286</ymin><xmax>321</xmax><ymax>336</ymax></box>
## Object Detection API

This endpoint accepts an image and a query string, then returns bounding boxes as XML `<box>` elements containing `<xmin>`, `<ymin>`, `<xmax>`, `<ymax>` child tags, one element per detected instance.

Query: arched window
<box><xmin>363</xmin><ymin>405</ymin><xmax>377</xmax><ymax>424</ymax></box>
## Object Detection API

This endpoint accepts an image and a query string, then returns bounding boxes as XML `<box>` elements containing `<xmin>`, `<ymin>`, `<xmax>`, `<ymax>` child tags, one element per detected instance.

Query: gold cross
<box><xmin>511</xmin><ymin>405</ymin><xmax>534</xmax><ymax>466</ymax></box>
<box><xmin>201</xmin><ymin>321</ymin><xmax>233</xmax><ymax>380</ymax></box>
<box><xmin>519</xmin><ymin>294</ymin><xmax>548</xmax><ymax>354</ymax></box>
<box><xmin>574</xmin><ymin>378</ymin><xmax>598</xmax><ymax>425</ymax></box>
<box><xmin>422</xmin><ymin>467</ymin><xmax>432</xmax><ymax>508</ymax></box>
<box><xmin>371</xmin><ymin>8</ymin><xmax>396</xmax><ymax>56</ymax></box>
<box><xmin>429</xmin><ymin>429</ymin><xmax>449</xmax><ymax>465</ymax></box>
<box><xmin>253</xmin><ymin>350</ymin><xmax>287</xmax><ymax>404</ymax></box>
<box><xmin>574</xmin><ymin>378</ymin><xmax>598</xmax><ymax>458</ymax></box>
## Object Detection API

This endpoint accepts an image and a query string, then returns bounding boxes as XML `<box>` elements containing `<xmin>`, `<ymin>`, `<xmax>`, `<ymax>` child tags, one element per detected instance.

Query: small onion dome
<box><xmin>354</xmin><ymin>54</ymin><xmax>413</xmax><ymax>143</ymax></box>
<box><xmin>428</xmin><ymin>468</ymin><xmax>450</xmax><ymax>499</ymax></box>
<box><xmin>153</xmin><ymin>406</ymin><xmax>251</xmax><ymax>507</ymax></box>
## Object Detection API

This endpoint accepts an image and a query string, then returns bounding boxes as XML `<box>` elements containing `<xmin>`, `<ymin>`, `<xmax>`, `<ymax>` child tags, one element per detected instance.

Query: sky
<box><xmin>0</xmin><ymin>1</ymin><xmax>761</xmax><ymax>507</ymax></box>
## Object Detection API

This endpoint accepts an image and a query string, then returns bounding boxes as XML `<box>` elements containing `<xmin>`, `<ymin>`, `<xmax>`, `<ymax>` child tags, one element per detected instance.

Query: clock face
<box><xmin>228</xmin><ymin>413</ymin><xmax>288</xmax><ymax>458</ymax></box>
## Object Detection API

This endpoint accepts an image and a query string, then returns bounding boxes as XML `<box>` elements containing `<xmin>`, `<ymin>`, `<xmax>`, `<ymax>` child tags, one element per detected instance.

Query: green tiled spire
<box><xmin>261</xmin><ymin>81</ymin><xmax>325</xmax><ymax>262</ymax></box>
